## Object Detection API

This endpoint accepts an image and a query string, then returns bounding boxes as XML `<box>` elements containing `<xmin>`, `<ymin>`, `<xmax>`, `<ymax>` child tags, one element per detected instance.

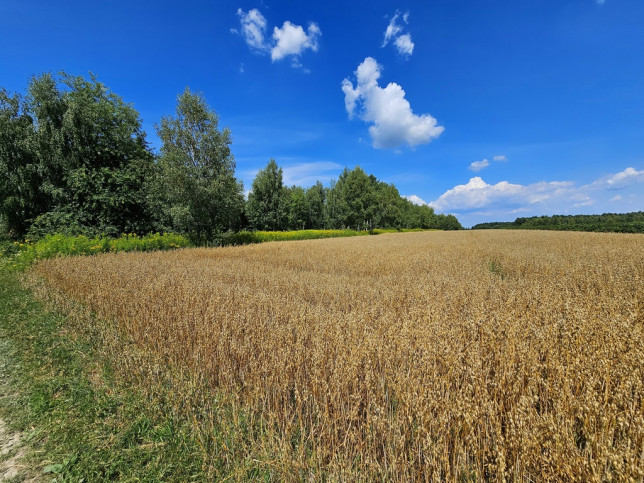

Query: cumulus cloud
<box><xmin>235</xmin><ymin>9</ymin><xmax>321</xmax><ymax>68</ymax></box>
<box><xmin>236</xmin><ymin>8</ymin><xmax>269</xmax><ymax>52</ymax></box>
<box><xmin>428</xmin><ymin>166</ymin><xmax>644</xmax><ymax>227</ymax></box>
<box><xmin>469</xmin><ymin>159</ymin><xmax>490</xmax><ymax>172</ymax></box>
<box><xmin>394</xmin><ymin>34</ymin><xmax>414</xmax><ymax>56</ymax></box>
<box><xmin>382</xmin><ymin>11</ymin><xmax>414</xmax><ymax>57</ymax></box>
<box><xmin>430</xmin><ymin>177</ymin><xmax>529</xmax><ymax>212</ymax></box>
<box><xmin>405</xmin><ymin>194</ymin><xmax>428</xmax><ymax>206</ymax></box>
<box><xmin>341</xmin><ymin>57</ymin><xmax>444</xmax><ymax>149</ymax></box>
<box><xmin>604</xmin><ymin>167</ymin><xmax>644</xmax><ymax>190</ymax></box>
<box><xmin>493</xmin><ymin>155</ymin><xmax>508</xmax><ymax>162</ymax></box>
<box><xmin>271</xmin><ymin>21</ymin><xmax>321</xmax><ymax>62</ymax></box>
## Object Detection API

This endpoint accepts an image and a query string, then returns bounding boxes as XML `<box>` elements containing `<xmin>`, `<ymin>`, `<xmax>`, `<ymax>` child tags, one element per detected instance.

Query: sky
<box><xmin>2</xmin><ymin>0</ymin><xmax>643</xmax><ymax>227</ymax></box>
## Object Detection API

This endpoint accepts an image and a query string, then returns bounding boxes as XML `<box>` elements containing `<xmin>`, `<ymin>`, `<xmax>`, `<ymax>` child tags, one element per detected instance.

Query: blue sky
<box><xmin>2</xmin><ymin>0</ymin><xmax>643</xmax><ymax>227</ymax></box>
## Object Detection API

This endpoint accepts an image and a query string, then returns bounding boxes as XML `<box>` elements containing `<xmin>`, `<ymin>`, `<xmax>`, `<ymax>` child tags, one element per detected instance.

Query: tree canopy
<box><xmin>155</xmin><ymin>88</ymin><xmax>244</xmax><ymax>241</ymax></box>
<box><xmin>245</xmin><ymin>161</ymin><xmax>463</xmax><ymax>231</ymax></box>
<box><xmin>1</xmin><ymin>72</ymin><xmax>464</xmax><ymax>241</ymax></box>
<box><xmin>472</xmin><ymin>212</ymin><xmax>644</xmax><ymax>233</ymax></box>
<box><xmin>1</xmin><ymin>73</ymin><xmax>155</xmax><ymax>238</ymax></box>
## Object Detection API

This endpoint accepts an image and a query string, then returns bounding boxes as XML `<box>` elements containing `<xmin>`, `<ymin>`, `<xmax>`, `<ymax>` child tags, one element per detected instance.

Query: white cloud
<box><xmin>383</xmin><ymin>11</ymin><xmax>414</xmax><ymax>57</ymax></box>
<box><xmin>428</xmin><ymin>166</ymin><xmax>644</xmax><ymax>227</ymax></box>
<box><xmin>341</xmin><ymin>57</ymin><xmax>444</xmax><ymax>149</ymax></box>
<box><xmin>236</xmin><ymin>8</ymin><xmax>269</xmax><ymax>52</ymax></box>
<box><xmin>469</xmin><ymin>159</ymin><xmax>490</xmax><ymax>172</ymax></box>
<box><xmin>235</xmin><ymin>9</ymin><xmax>321</xmax><ymax>68</ymax></box>
<box><xmin>604</xmin><ymin>167</ymin><xmax>644</xmax><ymax>190</ymax></box>
<box><xmin>271</xmin><ymin>21</ymin><xmax>321</xmax><ymax>62</ymax></box>
<box><xmin>394</xmin><ymin>34</ymin><xmax>414</xmax><ymax>56</ymax></box>
<box><xmin>493</xmin><ymin>155</ymin><xmax>508</xmax><ymax>162</ymax></box>
<box><xmin>430</xmin><ymin>177</ymin><xmax>528</xmax><ymax>212</ymax></box>
<box><xmin>382</xmin><ymin>13</ymin><xmax>403</xmax><ymax>47</ymax></box>
<box><xmin>405</xmin><ymin>194</ymin><xmax>428</xmax><ymax>206</ymax></box>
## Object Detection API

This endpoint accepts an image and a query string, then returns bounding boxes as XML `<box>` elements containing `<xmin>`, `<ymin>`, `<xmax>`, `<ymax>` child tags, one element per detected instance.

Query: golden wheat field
<box><xmin>30</xmin><ymin>230</ymin><xmax>643</xmax><ymax>481</ymax></box>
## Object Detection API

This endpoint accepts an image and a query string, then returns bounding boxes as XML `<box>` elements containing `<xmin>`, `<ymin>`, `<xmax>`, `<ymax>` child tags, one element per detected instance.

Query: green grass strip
<box><xmin>0</xmin><ymin>269</ymin><xmax>205</xmax><ymax>482</ymax></box>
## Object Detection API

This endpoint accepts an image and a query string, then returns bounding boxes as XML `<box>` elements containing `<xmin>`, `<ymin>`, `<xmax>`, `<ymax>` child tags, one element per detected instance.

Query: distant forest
<box><xmin>471</xmin><ymin>212</ymin><xmax>644</xmax><ymax>233</ymax></box>
<box><xmin>0</xmin><ymin>73</ymin><xmax>461</xmax><ymax>242</ymax></box>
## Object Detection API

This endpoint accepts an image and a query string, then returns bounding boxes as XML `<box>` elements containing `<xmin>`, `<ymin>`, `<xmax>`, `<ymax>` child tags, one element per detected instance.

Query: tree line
<box><xmin>471</xmin><ymin>212</ymin><xmax>644</xmax><ymax>233</ymax></box>
<box><xmin>0</xmin><ymin>73</ymin><xmax>461</xmax><ymax>242</ymax></box>
<box><xmin>247</xmin><ymin>160</ymin><xmax>461</xmax><ymax>232</ymax></box>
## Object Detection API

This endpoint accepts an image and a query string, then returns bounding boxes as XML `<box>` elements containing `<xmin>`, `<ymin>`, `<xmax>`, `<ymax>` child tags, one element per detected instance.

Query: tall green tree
<box><xmin>285</xmin><ymin>185</ymin><xmax>308</xmax><ymax>230</ymax></box>
<box><xmin>305</xmin><ymin>181</ymin><xmax>325</xmax><ymax>229</ymax></box>
<box><xmin>343</xmin><ymin>168</ymin><xmax>377</xmax><ymax>230</ymax></box>
<box><xmin>0</xmin><ymin>89</ymin><xmax>40</xmax><ymax>236</ymax></box>
<box><xmin>324</xmin><ymin>169</ymin><xmax>349</xmax><ymax>229</ymax></box>
<box><xmin>1</xmin><ymin>73</ymin><xmax>157</xmax><ymax>238</ymax></box>
<box><xmin>325</xmin><ymin>167</ymin><xmax>377</xmax><ymax>229</ymax></box>
<box><xmin>374</xmin><ymin>182</ymin><xmax>404</xmax><ymax>228</ymax></box>
<box><xmin>436</xmin><ymin>213</ymin><xmax>463</xmax><ymax>230</ymax></box>
<box><xmin>155</xmin><ymin>88</ymin><xmax>244</xmax><ymax>240</ymax></box>
<box><xmin>246</xmin><ymin>159</ymin><xmax>286</xmax><ymax>230</ymax></box>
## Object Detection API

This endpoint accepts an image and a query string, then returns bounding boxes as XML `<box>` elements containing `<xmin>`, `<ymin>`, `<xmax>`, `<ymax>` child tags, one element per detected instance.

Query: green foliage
<box><xmin>213</xmin><ymin>228</ymin><xmax>437</xmax><ymax>246</ymax></box>
<box><xmin>246</xmin><ymin>159</ymin><xmax>287</xmax><ymax>230</ymax></box>
<box><xmin>0</xmin><ymin>73</ymin><xmax>156</xmax><ymax>239</ymax></box>
<box><xmin>216</xmin><ymin>229</ymin><xmax>369</xmax><ymax>246</ymax></box>
<box><xmin>2</xmin><ymin>73</ymin><xmax>464</xmax><ymax>241</ymax></box>
<box><xmin>488</xmin><ymin>259</ymin><xmax>506</xmax><ymax>280</ymax></box>
<box><xmin>0</xmin><ymin>270</ymin><xmax>205</xmax><ymax>481</ymax></box>
<box><xmin>3</xmin><ymin>233</ymin><xmax>190</xmax><ymax>269</ymax></box>
<box><xmin>471</xmin><ymin>211</ymin><xmax>644</xmax><ymax>233</ymax></box>
<box><xmin>320</xmin><ymin>166</ymin><xmax>462</xmax><ymax>231</ymax></box>
<box><xmin>305</xmin><ymin>181</ymin><xmax>326</xmax><ymax>229</ymax></box>
<box><xmin>155</xmin><ymin>88</ymin><xmax>245</xmax><ymax>241</ymax></box>
<box><xmin>284</xmin><ymin>185</ymin><xmax>308</xmax><ymax>230</ymax></box>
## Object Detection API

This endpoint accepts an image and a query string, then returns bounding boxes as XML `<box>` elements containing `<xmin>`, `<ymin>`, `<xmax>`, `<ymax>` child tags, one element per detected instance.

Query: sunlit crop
<box><xmin>31</xmin><ymin>230</ymin><xmax>644</xmax><ymax>480</ymax></box>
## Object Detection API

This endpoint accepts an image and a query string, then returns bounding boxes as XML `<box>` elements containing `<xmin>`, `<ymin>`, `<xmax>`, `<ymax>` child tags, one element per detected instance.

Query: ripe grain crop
<box><xmin>30</xmin><ymin>231</ymin><xmax>644</xmax><ymax>481</ymax></box>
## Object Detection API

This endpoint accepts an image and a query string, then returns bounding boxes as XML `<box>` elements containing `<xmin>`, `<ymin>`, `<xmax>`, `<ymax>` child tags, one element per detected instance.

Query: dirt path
<box><xmin>0</xmin><ymin>340</ymin><xmax>32</xmax><ymax>482</ymax></box>
<box><xmin>0</xmin><ymin>418</ymin><xmax>25</xmax><ymax>481</ymax></box>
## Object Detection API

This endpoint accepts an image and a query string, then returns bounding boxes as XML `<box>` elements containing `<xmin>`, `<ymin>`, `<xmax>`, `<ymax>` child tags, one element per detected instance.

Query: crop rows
<box><xmin>31</xmin><ymin>231</ymin><xmax>644</xmax><ymax>480</ymax></box>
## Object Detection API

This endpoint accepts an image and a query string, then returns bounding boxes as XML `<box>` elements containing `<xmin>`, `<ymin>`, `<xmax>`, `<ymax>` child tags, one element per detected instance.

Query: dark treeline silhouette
<box><xmin>472</xmin><ymin>212</ymin><xmax>644</xmax><ymax>233</ymax></box>
<box><xmin>0</xmin><ymin>73</ymin><xmax>461</xmax><ymax>242</ymax></box>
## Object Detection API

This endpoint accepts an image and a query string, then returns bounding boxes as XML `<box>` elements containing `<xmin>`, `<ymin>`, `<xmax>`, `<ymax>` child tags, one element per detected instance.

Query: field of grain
<box><xmin>31</xmin><ymin>231</ymin><xmax>643</xmax><ymax>480</ymax></box>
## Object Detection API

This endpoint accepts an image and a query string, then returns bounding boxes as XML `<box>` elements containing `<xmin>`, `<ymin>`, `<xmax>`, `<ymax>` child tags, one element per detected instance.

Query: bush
<box><xmin>6</xmin><ymin>233</ymin><xmax>191</xmax><ymax>268</ymax></box>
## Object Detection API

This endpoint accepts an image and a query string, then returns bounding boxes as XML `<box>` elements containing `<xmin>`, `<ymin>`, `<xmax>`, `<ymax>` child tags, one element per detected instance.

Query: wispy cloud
<box><xmin>282</xmin><ymin>161</ymin><xmax>343</xmax><ymax>187</ymax></box>
<box><xmin>236</xmin><ymin>8</ymin><xmax>269</xmax><ymax>53</ymax></box>
<box><xmin>493</xmin><ymin>155</ymin><xmax>508</xmax><ymax>162</ymax></box>
<box><xmin>341</xmin><ymin>57</ymin><xmax>443</xmax><ymax>149</ymax></box>
<box><xmin>469</xmin><ymin>159</ymin><xmax>490</xmax><ymax>172</ymax></box>
<box><xmin>382</xmin><ymin>11</ymin><xmax>414</xmax><ymax>57</ymax></box>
